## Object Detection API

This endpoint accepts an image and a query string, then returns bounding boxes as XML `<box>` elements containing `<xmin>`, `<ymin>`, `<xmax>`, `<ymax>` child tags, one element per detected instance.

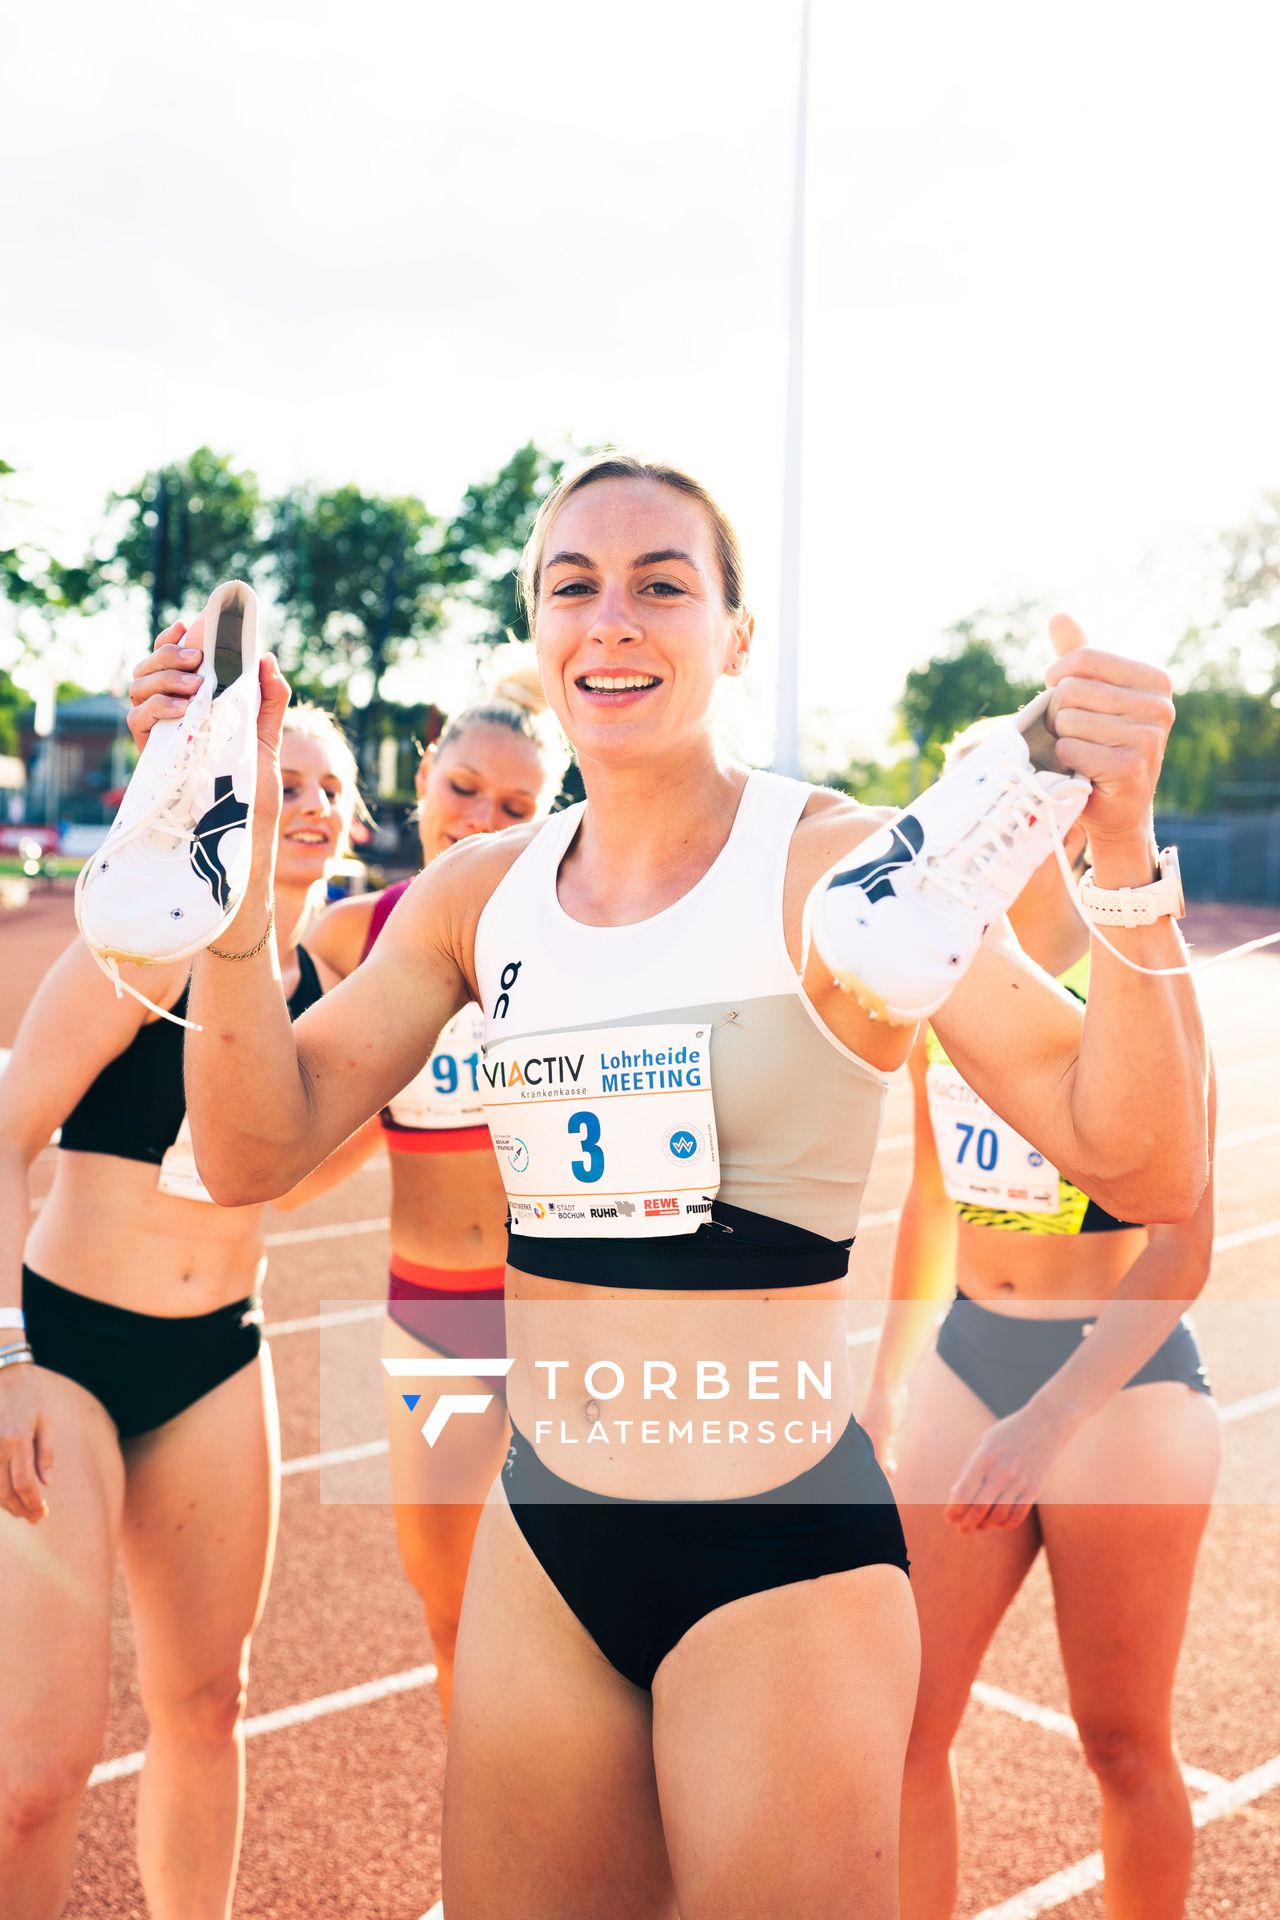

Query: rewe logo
<box><xmin>827</xmin><ymin>813</ymin><xmax>925</xmax><ymax>905</ymax></box>
<box><xmin>382</xmin><ymin>1356</ymin><xmax>515</xmax><ymax>1445</ymax></box>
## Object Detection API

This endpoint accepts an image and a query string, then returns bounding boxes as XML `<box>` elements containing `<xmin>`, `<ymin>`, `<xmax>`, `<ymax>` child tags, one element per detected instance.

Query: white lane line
<box><xmin>970</xmin><ymin>1684</ymin><xmax>1226</xmax><ymax>1791</ymax></box>
<box><xmin>266</xmin><ymin>1302</ymin><xmax>385</xmax><ymax>1338</ymax></box>
<box><xmin>1213</xmin><ymin>1218</ymin><xmax>1280</xmax><ymax>1253</ymax></box>
<box><xmin>265</xmin><ymin>1216</ymin><xmax>390</xmax><ymax>1248</ymax></box>
<box><xmin>88</xmin><ymin>1663</ymin><xmax>437</xmax><ymax>1789</ymax></box>
<box><xmin>420</xmin><ymin>1905</ymin><xmax>444</xmax><ymax>1920</ymax></box>
<box><xmin>973</xmin><ymin>1747</ymin><xmax>1280</xmax><ymax>1919</ymax></box>
<box><xmin>280</xmin><ymin>1439</ymin><xmax>389</xmax><ymax>1478</ymax></box>
<box><xmin>1219</xmin><ymin>1383</ymin><xmax>1280</xmax><ymax>1424</ymax></box>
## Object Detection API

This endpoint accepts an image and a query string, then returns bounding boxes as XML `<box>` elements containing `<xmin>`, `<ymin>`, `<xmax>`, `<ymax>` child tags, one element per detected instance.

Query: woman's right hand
<box><xmin>126</xmin><ymin>619</ymin><xmax>206</xmax><ymax>748</ymax></box>
<box><xmin>860</xmin><ymin>1378</ymin><xmax>908</xmax><ymax>1475</ymax></box>
<box><xmin>0</xmin><ymin>1366</ymin><xmax>53</xmax><ymax>1524</ymax></box>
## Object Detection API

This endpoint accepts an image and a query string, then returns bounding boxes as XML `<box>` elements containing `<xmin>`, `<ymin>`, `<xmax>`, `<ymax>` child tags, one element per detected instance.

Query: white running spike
<box><xmin>75</xmin><ymin>581</ymin><xmax>262</xmax><ymax>1024</ymax></box>
<box><xmin>808</xmin><ymin>692</ymin><xmax>1090</xmax><ymax>1024</ymax></box>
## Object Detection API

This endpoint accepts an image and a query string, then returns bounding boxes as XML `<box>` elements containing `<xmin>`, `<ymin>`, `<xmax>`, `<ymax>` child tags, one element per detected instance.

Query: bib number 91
<box><xmin>567</xmin><ymin>1110</ymin><xmax>605</xmax><ymax>1184</ymax></box>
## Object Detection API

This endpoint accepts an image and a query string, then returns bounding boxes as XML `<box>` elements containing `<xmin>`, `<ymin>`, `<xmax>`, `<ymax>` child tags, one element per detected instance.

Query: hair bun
<box><xmin>487</xmin><ymin>650</ymin><xmax>547</xmax><ymax>717</ymax></box>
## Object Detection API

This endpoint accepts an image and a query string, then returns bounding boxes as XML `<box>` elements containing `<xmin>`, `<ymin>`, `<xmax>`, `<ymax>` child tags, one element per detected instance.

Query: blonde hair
<box><xmin>433</xmin><ymin>645</ymin><xmax>572</xmax><ymax>792</ymax></box>
<box><xmin>280</xmin><ymin>702</ymin><xmax>369</xmax><ymax>853</ymax></box>
<box><xmin>517</xmin><ymin>451</ymin><xmax>747</xmax><ymax>626</ymax></box>
<box><xmin>942</xmin><ymin>713</ymin><xmax>1014</xmax><ymax>771</ymax></box>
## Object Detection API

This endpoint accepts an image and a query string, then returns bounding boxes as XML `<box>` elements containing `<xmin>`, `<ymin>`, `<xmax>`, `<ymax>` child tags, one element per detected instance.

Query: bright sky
<box><xmin>3</xmin><ymin>0</ymin><xmax>1279</xmax><ymax>763</ymax></box>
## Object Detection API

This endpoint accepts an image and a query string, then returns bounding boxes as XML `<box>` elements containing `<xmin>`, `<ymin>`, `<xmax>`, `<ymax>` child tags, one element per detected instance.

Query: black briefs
<box><xmin>22</xmin><ymin>1265</ymin><xmax>264</xmax><ymax>1441</ymax></box>
<box><xmin>502</xmin><ymin>1417</ymin><xmax>909</xmax><ymax>1690</ymax></box>
<box><xmin>505</xmin><ymin>1198</ymin><xmax>854</xmax><ymax>1291</ymax></box>
<box><xmin>935</xmin><ymin>1288</ymin><xmax>1212</xmax><ymax>1421</ymax></box>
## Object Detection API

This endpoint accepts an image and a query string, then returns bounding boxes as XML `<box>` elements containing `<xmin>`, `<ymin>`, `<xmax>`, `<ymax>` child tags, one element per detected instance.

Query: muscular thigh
<box><xmin>121</xmin><ymin>1349</ymin><xmax>280</xmax><ymax>1701</ymax></box>
<box><xmin>1040</xmin><ymin>1383</ymin><xmax>1221</xmax><ymax>1729</ymax></box>
<box><xmin>0</xmin><ymin>1372</ymin><xmax>123</xmax><ymax>1762</ymax></box>
<box><xmin>444</xmin><ymin>1491</ymin><xmax>675</xmax><ymax>1920</ymax></box>
<box><xmin>653</xmin><ymin>1565</ymin><xmax>918</xmax><ymax>1920</ymax></box>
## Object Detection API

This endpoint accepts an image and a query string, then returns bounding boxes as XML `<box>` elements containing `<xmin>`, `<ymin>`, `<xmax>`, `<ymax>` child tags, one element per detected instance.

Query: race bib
<box><xmin>157</xmin><ymin>1115</ymin><xmax>215</xmax><ymax>1204</ymax></box>
<box><xmin>482</xmin><ymin>1022</ymin><xmax>720</xmax><ymax>1237</ymax></box>
<box><xmin>387</xmin><ymin>1003</ymin><xmax>487</xmax><ymax>1130</ymax></box>
<box><xmin>925</xmin><ymin>1063</ymin><xmax>1059</xmax><ymax>1213</ymax></box>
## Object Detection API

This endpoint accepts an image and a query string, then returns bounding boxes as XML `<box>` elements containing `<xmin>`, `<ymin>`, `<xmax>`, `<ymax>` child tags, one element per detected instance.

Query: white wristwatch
<box><xmin>1078</xmin><ymin>847</ymin><xmax>1185</xmax><ymax>928</ymax></box>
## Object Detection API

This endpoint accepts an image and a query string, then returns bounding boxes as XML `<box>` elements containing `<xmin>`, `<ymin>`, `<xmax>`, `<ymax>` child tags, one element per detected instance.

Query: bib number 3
<box><xmin>567</xmin><ymin>1110</ymin><xmax>605</xmax><ymax>1184</ymax></box>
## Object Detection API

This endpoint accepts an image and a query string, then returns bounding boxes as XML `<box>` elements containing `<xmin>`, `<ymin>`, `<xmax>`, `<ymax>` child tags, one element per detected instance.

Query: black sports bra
<box><xmin>59</xmin><ymin>947</ymin><xmax>323</xmax><ymax>1167</ymax></box>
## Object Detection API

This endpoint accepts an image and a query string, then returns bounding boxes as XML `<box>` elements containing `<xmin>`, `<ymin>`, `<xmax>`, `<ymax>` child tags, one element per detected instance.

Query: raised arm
<box><xmin>799</xmin><ymin>621</ymin><xmax>1208</xmax><ymax>1224</ymax></box>
<box><xmin>182</xmin><ymin>661</ymin><xmax>473</xmax><ymax>1205</ymax></box>
<box><xmin>931</xmin><ymin>625</ymin><xmax>1206</xmax><ymax>1222</ymax></box>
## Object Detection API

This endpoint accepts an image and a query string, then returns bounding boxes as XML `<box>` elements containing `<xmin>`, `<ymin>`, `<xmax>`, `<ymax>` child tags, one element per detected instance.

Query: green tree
<box><xmin>0</xmin><ymin>664</ymin><xmax>26</xmax><ymax>756</ymax></box>
<box><xmin>96</xmin><ymin>448</ymin><xmax>267</xmax><ymax>633</ymax></box>
<box><xmin>898</xmin><ymin>625</ymin><xmax>1039</xmax><ymax>779</ymax></box>
<box><xmin>268</xmin><ymin>485</ymin><xmax>441</xmax><ymax>760</ymax></box>
<box><xmin>1</xmin><ymin>459</ymin><xmax>95</xmax><ymax>620</ymax></box>
<box><xmin>435</xmin><ymin>441</ymin><xmax>565</xmax><ymax>643</ymax></box>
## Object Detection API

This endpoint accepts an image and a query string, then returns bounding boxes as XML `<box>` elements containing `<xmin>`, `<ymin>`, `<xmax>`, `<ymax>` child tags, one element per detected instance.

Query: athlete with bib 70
<box><xmin>179</xmin><ymin>454</ymin><xmax>1207</xmax><ymax>1919</ymax></box>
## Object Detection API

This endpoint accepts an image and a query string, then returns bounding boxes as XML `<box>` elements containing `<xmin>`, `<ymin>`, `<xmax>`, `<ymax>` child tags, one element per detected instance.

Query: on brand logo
<box><xmin>492</xmin><ymin>959</ymin><xmax>522</xmax><ymax>1021</ymax></box>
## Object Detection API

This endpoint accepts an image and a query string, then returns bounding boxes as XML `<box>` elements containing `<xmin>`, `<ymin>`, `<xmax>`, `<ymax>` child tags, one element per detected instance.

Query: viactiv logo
<box><xmin>382</xmin><ymin>1357</ymin><xmax>515</xmax><ymax>1446</ymax></box>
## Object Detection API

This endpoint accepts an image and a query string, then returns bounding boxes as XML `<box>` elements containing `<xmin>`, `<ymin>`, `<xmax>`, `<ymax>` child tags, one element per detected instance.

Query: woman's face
<box><xmin>415</xmin><ymin>722</ymin><xmax>550</xmax><ymax>864</ymax></box>
<box><xmin>534</xmin><ymin>477</ymin><xmax>751</xmax><ymax>770</ymax></box>
<box><xmin>275</xmin><ymin>732</ymin><xmax>353</xmax><ymax>889</ymax></box>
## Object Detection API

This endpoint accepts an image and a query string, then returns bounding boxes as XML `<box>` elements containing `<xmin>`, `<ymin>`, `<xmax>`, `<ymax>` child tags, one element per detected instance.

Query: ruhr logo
<box><xmin>383</xmin><ymin>1356</ymin><xmax>515</xmax><ymax>1446</ymax></box>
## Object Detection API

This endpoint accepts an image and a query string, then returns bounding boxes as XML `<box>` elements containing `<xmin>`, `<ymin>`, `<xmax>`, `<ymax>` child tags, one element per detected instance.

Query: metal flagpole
<box><xmin>773</xmin><ymin>0</ymin><xmax>811</xmax><ymax>778</ymax></box>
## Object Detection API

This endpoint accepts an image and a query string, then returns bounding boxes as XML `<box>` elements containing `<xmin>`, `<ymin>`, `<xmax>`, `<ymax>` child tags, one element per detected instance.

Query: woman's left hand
<box><xmin>944</xmin><ymin>1403</ymin><xmax>1077</xmax><ymax>1532</ymax></box>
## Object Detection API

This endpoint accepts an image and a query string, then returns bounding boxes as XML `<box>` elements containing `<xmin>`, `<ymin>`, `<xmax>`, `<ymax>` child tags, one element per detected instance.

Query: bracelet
<box><xmin>0</xmin><ymin>1347</ymin><xmax>34</xmax><ymax>1372</ymax></box>
<box><xmin>209</xmin><ymin>904</ymin><xmax>275</xmax><ymax>961</ymax></box>
<box><xmin>0</xmin><ymin>1308</ymin><xmax>25</xmax><ymax>1332</ymax></box>
<box><xmin>0</xmin><ymin>1339</ymin><xmax>32</xmax><ymax>1360</ymax></box>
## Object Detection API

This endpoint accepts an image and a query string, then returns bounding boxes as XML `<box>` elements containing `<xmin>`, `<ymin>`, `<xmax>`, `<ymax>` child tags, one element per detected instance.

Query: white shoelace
<box><xmin>75</xmin><ymin>700</ymin><xmax>247</xmax><ymax>1029</ymax></box>
<box><xmin>914</xmin><ymin>762</ymin><xmax>1055</xmax><ymax>911</ymax></box>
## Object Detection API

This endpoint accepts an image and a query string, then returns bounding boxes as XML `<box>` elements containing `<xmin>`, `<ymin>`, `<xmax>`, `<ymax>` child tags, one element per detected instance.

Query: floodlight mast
<box><xmin>774</xmin><ymin>0</ymin><xmax>811</xmax><ymax>779</ymax></box>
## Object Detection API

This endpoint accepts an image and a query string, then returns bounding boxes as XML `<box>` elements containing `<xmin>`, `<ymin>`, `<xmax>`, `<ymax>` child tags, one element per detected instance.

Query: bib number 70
<box><xmin>567</xmin><ymin>1110</ymin><xmax>605</xmax><ymax>1184</ymax></box>
<box><xmin>955</xmin><ymin>1121</ymin><xmax>998</xmax><ymax>1172</ymax></box>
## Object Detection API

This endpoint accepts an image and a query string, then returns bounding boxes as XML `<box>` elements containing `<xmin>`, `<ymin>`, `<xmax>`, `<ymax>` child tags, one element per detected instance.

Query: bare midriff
<box><xmin>504</xmin><ymin>1266</ymin><xmax>854</xmax><ymax>1501</ymax></box>
<box><xmin>955</xmin><ymin>1218</ymin><xmax>1149</xmax><ymax>1316</ymax></box>
<box><xmin>25</xmin><ymin>1154</ymin><xmax>268</xmax><ymax>1314</ymax></box>
<box><xmin>387</xmin><ymin>1146</ymin><xmax>509</xmax><ymax>1273</ymax></box>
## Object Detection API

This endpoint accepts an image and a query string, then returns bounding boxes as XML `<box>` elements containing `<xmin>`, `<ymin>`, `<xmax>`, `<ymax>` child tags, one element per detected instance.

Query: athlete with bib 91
<box><xmin>178</xmin><ymin>454</ymin><xmax>1207</xmax><ymax>1918</ymax></box>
